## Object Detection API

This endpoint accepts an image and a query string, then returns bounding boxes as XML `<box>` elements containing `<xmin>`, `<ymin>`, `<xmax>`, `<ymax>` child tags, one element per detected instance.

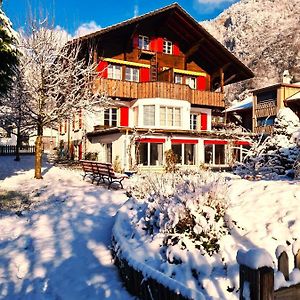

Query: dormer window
<box><xmin>138</xmin><ymin>35</ymin><xmax>150</xmax><ymax>50</ymax></box>
<box><xmin>163</xmin><ymin>40</ymin><xmax>172</xmax><ymax>54</ymax></box>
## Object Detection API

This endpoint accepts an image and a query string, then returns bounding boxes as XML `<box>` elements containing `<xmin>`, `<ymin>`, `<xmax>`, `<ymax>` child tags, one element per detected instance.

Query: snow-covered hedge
<box><xmin>127</xmin><ymin>171</ymin><xmax>230</xmax><ymax>255</ymax></box>
<box><xmin>113</xmin><ymin>171</ymin><xmax>232</xmax><ymax>299</ymax></box>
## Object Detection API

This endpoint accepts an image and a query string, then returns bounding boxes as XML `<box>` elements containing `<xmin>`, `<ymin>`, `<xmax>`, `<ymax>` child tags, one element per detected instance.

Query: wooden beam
<box><xmin>224</xmin><ymin>74</ymin><xmax>237</xmax><ymax>85</ymax></box>
<box><xmin>220</xmin><ymin>68</ymin><xmax>224</xmax><ymax>93</ymax></box>
<box><xmin>185</xmin><ymin>38</ymin><xmax>205</xmax><ymax>59</ymax></box>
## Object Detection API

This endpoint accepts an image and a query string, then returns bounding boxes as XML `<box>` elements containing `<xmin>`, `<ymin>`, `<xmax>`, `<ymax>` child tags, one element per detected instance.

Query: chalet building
<box><xmin>60</xmin><ymin>3</ymin><xmax>254</xmax><ymax>169</ymax></box>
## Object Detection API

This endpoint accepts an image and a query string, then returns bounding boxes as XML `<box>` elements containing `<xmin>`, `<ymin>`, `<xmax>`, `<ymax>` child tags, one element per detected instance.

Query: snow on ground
<box><xmin>0</xmin><ymin>156</ymin><xmax>134</xmax><ymax>300</ymax></box>
<box><xmin>113</xmin><ymin>173</ymin><xmax>300</xmax><ymax>299</ymax></box>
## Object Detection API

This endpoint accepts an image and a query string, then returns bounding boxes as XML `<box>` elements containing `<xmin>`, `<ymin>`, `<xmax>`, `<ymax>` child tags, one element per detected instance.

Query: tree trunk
<box><xmin>14</xmin><ymin>126</ymin><xmax>21</xmax><ymax>161</ymax></box>
<box><xmin>34</xmin><ymin>124</ymin><xmax>43</xmax><ymax>179</ymax></box>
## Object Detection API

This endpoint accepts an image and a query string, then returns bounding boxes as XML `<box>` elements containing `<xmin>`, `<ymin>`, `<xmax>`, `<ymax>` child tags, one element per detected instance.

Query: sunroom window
<box><xmin>143</xmin><ymin>105</ymin><xmax>155</xmax><ymax>126</ymax></box>
<box><xmin>160</xmin><ymin>106</ymin><xmax>181</xmax><ymax>127</ymax></box>
<box><xmin>138</xmin><ymin>143</ymin><xmax>163</xmax><ymax>166</ymax></box>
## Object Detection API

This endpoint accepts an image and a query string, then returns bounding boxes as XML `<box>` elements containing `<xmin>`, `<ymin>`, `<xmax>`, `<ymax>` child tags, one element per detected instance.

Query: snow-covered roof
<box><xmin>224</xmin><ymin>96</ymin><xmax>253</xmax><ymax>113</ymax></box>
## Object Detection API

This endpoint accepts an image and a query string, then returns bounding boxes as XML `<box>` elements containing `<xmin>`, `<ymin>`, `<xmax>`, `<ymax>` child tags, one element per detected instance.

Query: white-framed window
<box><xmin>174</xmin><ymin>74</ymin><xmax>183</xmax><ymax>84</ymax></box>
<box><xmin>138</xmin><ymin>35</ymin><xmax>150</xmax><ymax>50</ymax></box>
<box><xmin>186</xmin><ymin>77</ymin><xmax>197</xmax><ymax>89</ymax></box>
<box><xmin>204</xmin><ymin>144</ymin><xmax>225</xmax><ymax>165</ymax></box>
<box><xmin>104</xmin><ymin>108</ymin><xmax>117</xmax><ymax>127</ymax></box>
<box><xmin>138</xmin><ymin>142</ymin><xmax>164</xmax><ymax>166</ymax></box>
<box><xmin>190</xmin><ymin>114</ymin><xmax>198</xmax><ymax>130</ymax></box>
<box><xmin>125</xmin><ymin>66</ymin><xmax>139</xmax><ymax>82</ymax></box>
<box><xmin>107</xmin><ymin>64</ymin><xmax>122</xmax><ymax>80</ymax></box>
<box><xmin>143</xmin><ymin>105</ymin><xmax>155</xmax><ymax>126</ymax></box>
<box><xmin>160</xmin><ymin>106</ymin><xmax>181</xmax><ymax>127</ymax></box>
<box><xmin>171</xmin><ymin>143</ymin><xmax>196</xmax><ymax>165</ymax></box>
<box><xmin>163</xmin><ymin>40</ymin><xmax>172</xmax><ymax>54</ymax></box>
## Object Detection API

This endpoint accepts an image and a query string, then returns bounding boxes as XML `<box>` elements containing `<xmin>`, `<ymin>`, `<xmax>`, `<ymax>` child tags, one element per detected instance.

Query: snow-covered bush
<box><xmin>127</xmin><ymin>171</ymin><xmax>230</xmax><ymax>256</ymax></box>
<box><xmin>234</xmin><ymin>108</ymin><xmax>300</xmax><ymax>179</ymax></box>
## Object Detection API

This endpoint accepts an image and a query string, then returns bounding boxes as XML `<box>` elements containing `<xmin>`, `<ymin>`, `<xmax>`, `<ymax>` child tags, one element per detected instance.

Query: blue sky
<box><xmin>3</xmin><ymin>0</ymin><xmax>237</xmax><ymax>36</ymax></box>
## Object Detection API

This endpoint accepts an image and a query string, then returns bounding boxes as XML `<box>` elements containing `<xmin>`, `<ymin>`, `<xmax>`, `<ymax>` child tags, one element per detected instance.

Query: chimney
<box><xmin>282</xmin><ymin>70</ymin><xmax>293</xmax><ymax>84</ymax></box>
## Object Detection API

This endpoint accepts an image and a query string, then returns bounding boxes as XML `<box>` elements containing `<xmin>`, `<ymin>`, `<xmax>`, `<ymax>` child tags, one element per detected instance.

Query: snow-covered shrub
<box><xmin>234</xmin><ymin>108</ymin><xmax>300</xmax><ymax>179</ymax></box>
<box><xmin>127</xmin><ymin>171</ymin><xmax>230</xmax><ymax>256</ymax></box>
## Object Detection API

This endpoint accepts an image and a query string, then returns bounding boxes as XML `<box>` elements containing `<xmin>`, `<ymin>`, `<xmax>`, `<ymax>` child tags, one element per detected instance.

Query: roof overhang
<box><xmin>69</xmin><ymin>3</ymin><xmax>254</xmax><ymax>86</ymax></box>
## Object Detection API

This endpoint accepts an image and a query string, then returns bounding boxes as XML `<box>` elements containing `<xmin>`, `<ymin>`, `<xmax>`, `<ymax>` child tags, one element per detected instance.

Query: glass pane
<box><xmin>215</xmin><ymin>144</ymin><xmax>225</xmax><ymax>165</ymax></box>
<box><xmin>167</xmin><ymin>107</ymin><xmax>173</xmax><ymax>126</ymax></box>
<box><xmin>171</xmin><ymin>144</ymin><xmax>182</xmax><ymax>164</ymax></box>
<box><xmin>160</xmin><ymin>107</ymin><xmax>166</xmax><ymax>126</ymax></box>
<box><xmin>138</xmin><ymin>143</ymin><xmax>148</xmax><ymax>166</ymax></box>
<box><xmin>150</xmin><ymin>143</ymin><xmax>163</xmax><ymax>166</ymax></box>
<box><xmin>184</xmin><ymin>144</ymin><xmax>195</xmax><ymax>165</ymax></box>
<box><xmin>125</xmin><ymin>67</ymin><xmax>131</xmax><ymax>81</ymax></box>
<box><xmin>115</xmin><ymin>66</ymin><xmax>122</xmax><ymax>80</ymax></box>
<box><xmin>174</xmin><ymin>74</ymin><xmax>182</xmax><ymax>84</ymax></box>
<box><xmin>144</xmin><ymin>105</ymin><xmax>155</xmax><ymax>126</ymax></box>
<box><xmin>205</xmin><ymin>144</ymin><xmax>213</xmax><ymax>164</ymax></box>
<box><xmin>174</xmin><ymin>108</ymin><xmax>181</xmax><ymax>126</ymax></box>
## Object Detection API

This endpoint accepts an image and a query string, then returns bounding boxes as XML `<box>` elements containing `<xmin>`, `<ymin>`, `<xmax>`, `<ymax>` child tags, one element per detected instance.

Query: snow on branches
<box><xmin>127</xmin><ymin>171</ymin><xmax>230</xmax><ymax>256</ymax></box>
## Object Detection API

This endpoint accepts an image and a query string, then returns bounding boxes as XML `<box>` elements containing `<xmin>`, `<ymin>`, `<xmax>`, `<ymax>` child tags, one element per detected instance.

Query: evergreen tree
<box><xmin>0</xmin><ymin>2</ymin><xmax>19</xmax><ymax>95</ymax></box>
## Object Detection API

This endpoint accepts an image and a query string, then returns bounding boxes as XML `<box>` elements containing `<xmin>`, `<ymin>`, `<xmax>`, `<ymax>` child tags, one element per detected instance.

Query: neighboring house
<box><xmin>61</xmin><ymin>3</ymin><xmax>254</xmax><ymax>169</ymax></box>
<box><xmin>252</xmin><ymin>82</ymin><xmax>300</xmax><ymax>134</ymax></box>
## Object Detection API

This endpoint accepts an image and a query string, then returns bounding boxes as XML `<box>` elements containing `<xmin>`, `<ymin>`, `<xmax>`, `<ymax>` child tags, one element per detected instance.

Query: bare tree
<box><xmin>18</xmin><ymin>19</ymin><xmax>111</xmax><ymax>179</ymax></box>
<box><xmin>0</xmin><ymin>68</ymin><xmax>34</xmax><ymax>161</ymax></box>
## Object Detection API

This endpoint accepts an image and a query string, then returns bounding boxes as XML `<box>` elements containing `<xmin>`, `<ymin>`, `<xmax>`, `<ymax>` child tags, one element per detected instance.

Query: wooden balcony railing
<box><xmin>254</xmin><ymin>125</ymin><xmax>274</xmax><ymax>135</ymax></box>
<box><xmin>95</xmin><ymin>78</ymin><xmax>224</xmax><ymax>107</ymax></box>
<box><xmin>255</xmin><ymin>101</ymin><xmax>277</xmax><ymax>118</ymax></box>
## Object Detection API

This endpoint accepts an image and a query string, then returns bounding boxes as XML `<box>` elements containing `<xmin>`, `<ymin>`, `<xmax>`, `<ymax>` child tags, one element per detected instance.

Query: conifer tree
<box><xmin>0</xmin><ymin>2</ymin><xmax>19</xmax><ymax>95</ymax></box>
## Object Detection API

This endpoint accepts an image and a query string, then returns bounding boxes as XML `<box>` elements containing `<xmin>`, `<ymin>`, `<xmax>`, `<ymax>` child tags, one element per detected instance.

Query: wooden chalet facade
<box><xmin>60</xmin><ymin>3</ymin><xmax>254</xmax><ymax>169</ymax></box>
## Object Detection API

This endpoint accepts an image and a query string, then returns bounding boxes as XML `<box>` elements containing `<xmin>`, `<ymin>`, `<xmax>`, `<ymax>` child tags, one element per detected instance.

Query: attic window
<box><xmin>163</xmin><ymin>40</ymin><xmax>172</xmax><ymax>54</ymax></box>
<box><xmin>139</xmin><ymin>35</ymin><xmax>150</xmax><ymax>50</ymax></box>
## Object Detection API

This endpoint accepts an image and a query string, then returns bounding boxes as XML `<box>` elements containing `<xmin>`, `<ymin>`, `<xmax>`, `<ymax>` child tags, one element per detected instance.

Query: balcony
<box><xmin>95</xmin><ymin>78</ymin><xmax>224</xmax><ymax>107</ymax></box>
<box><xmin>254</xmin><ymin>125</ymin><xmax>274</xmax><ymax>135</ymax></box>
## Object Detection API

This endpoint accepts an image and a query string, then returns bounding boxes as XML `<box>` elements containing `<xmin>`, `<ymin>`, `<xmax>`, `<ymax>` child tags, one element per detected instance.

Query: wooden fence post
<box><xmin>239</xmin><ymin>265</ymin><xmax>274</xmax><ymax>300</ymax></box>
<box><xmin>278</xmin><ymin>251</ymin><xmax>289</xmax><ymax>280</ymax></box>
<box><xmin>294</xmin><ymin>249</ymin><xmax>300</xmax><ymax>269</ymax></box>
<box><xmin>237</xmin><ymin>249</ymin><xmax>274</xmax><ymax>300</ymax></box>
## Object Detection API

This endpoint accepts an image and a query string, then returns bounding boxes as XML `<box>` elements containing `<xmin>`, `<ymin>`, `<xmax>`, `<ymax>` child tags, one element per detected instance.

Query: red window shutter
<box><xmin>120</xmin><ymin>107</ymin><xmax>129</xmax><ymax>127</ymax></box>
<box><xmin>140</xmin><ymin>68</ymin><xmax>150</xmax><ymax>82</ymax></box>
<box><xmin>97</xmin><ymin>61</ymin><xmax>108</xmax><ymax>78</ymax></box>
<box><xmin>150</xmin><ymin>37</ymin><xmax>156</xmax><ymax>51</ymax></box>
<box><xmin>201</xmin><ymin>113</ymin><xmax>208</xmax><ymax>130</ymax></box>
<box><xmin>157</xmin><ymin>37</ymin><xmax>164</xmax><ymax>53</ymax></box>
<box><xmin>133</xmin><ymin>34</ymin><xmax>139</xmax><ymax>48</ymax></box>
<box><xmin>173</xmin><ymin>43</ymin><xmax>180</xmax><ymax>55</ymax></box>
<box><xmin>79</xmin><ymin>110</ymin><xmax>82</xmax><ymax>129</ymax></box>
<box><xmin>197</xmin><ymin>76</ymin><xmax>206</xmax><ymax>91</ymax></box>
<box><xmin>235</xmin><ymin>141</ymin><xmax>251</xmax><ymax>146</ymax></box>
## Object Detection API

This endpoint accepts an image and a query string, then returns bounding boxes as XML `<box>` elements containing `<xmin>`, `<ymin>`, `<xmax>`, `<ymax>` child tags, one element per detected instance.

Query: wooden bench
<box><xmin>80</xmin><ymin>160</ymin><xmax>128</xmax><ymax>189</ymax></box>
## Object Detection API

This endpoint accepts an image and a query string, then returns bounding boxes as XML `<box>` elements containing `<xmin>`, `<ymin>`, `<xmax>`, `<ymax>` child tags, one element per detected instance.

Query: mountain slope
<box><xmin>202</xmin><ymin>0</ymin><xmax>300</xmax><ymax>101</ymax></box>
